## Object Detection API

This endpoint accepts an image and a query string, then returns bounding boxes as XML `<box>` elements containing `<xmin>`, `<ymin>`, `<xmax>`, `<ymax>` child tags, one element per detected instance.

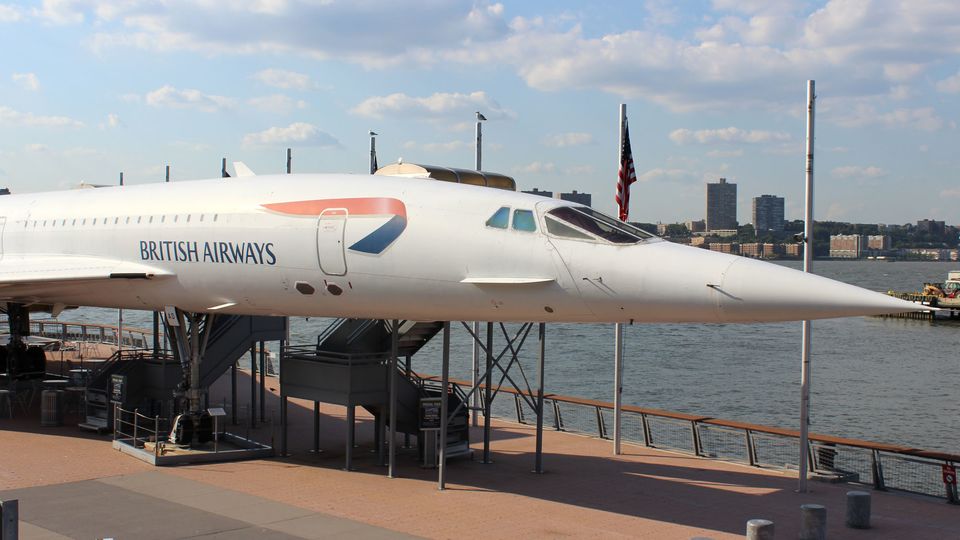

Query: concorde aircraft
<box><xmin>0</xmin><ymin>171</ymin><xmax>922</xmax><ymax>326</ymax></box>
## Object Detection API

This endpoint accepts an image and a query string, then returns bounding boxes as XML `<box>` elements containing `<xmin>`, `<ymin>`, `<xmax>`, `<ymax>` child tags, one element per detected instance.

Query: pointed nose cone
<box><xmin>716</xmin><ymin>257</ymin><xmax>924</xmax><ymax>322</ymax></box>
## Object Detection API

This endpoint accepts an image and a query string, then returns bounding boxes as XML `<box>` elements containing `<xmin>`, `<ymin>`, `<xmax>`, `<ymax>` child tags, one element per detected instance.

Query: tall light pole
<box><xmin>472</xmin><ymin>111</ymin><xmax>486</xmax><ymax>427</ymax></box>
<box><xmin>799</xmin><ymin>80</ymin><xmax>816</xmax><ymax>492</ymax></box>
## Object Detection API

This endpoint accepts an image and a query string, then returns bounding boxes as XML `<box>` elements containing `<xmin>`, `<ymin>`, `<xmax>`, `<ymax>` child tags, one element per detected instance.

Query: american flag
<box><xmin>616</xmin><ymin>118</ymin><xmax>636</xmax><ymax>222</ymax></box>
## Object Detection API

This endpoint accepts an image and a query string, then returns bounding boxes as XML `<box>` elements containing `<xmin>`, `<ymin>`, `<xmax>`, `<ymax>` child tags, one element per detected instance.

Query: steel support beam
<box><xmin>534</xmin><ymin>322</ymin><xmax>545</xmax><ymax>474</ymax></box>
<box><xmin>438</xmin><ymin>322</ymin><xmax>450</xmax><ymax>490</ymax></box>
<box><xmin>483</xmin><ymin>321</ymin><xmax>493</xmax><ymax>464</ymax></box>
<box><xmin>388</xmin><ymin>319</ymin><xmax>399</xmax><ymax>478</ymax></box>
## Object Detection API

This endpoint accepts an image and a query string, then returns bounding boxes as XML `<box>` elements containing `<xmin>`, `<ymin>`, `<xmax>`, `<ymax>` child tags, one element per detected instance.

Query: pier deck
<box><xmin>1</xmin><ymin>371</ymin><xmax>955</xmax><ymax>539</ymax></box>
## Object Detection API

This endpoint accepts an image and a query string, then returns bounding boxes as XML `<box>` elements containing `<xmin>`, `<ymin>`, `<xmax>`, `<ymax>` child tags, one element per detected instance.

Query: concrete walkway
<box><xmin>1</xmin><ymin>370</ymin><xmax>956</xmax><ymax>539</ymax></box>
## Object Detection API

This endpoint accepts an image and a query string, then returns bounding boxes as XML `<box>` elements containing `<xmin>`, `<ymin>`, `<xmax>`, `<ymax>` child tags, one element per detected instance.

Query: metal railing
<box><xmin>113</xmin><ymin>404</ymin><xmax>166</xmax><ymax>458</ymax></box>
<box><xmin>422</xmin><ymin>375</ymin><xmax>959</xmax><ymax>504</ymax></box>
<box><xmin>29</xmin><ymin>320</ymin><xmax>153</xmax><ymax>350</ymax></box>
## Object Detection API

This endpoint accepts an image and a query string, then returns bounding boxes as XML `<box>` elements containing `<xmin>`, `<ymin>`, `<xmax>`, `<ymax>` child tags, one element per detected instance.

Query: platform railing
<box><xmin>422</xmin><ymin>375</ymin><xmax>959</xmax><ymax>504</ymax></box>
<box><xmin>29</xmin><ymin>320</ymin><xmax>153</xmax><ymax>350</ymax></box>
<box><xmin>113</xmin><ymin>404</ymin><xmax>165</xmax><ymax>458</ymax></box>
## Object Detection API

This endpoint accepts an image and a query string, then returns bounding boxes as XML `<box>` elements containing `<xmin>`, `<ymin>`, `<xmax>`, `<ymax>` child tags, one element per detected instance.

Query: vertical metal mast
<box><xmin>472</xmin><ymin>112</ymin><xmax>486</xmax><ymax>427</ymax></box>
<box><xmin>613</xmin><ymin>103</ymin><xmax>626</xmax><ymax>455</ymax></box>
<box><xmin>799</xmin><ymin>80</ymin><xmax>816</xmax><ymax>492</ymax></box>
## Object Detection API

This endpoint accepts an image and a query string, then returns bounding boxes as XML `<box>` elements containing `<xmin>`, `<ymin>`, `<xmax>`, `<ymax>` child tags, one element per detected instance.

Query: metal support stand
<box><xmin>388</xmin><ymin>319</ymin><xmax>399</xmax><ymax>478</ymax></box>
<box><xmin>311</xmin><ymin>401</ymin><xmax>320</xmax><ymax>454</ymax></box>
<box><xmin>249</xmin><ymin>345</ymin><xmax>257</xmax><ymax>428</ymax></box>
<box><xmin>483</xmin><ymin>322</ymin><xmax>493</xmax><ymax>464</ymax></box>
<box><xmin>613</xmin><ymin>323</ymin><xmax>624</xmax><ymax>455</ymax></box>
<box><xmin>230</xmin><ymin>364</ymin><xmax>238</xmax><ymax>425</ymax></box>
<box><xmin>259</xmin><ymin>341</ymin><xmax>266</xmax><ymax>422</ymax></box>
<box><xmin>403</xmin><ymin>354</ymin><xmax>412</xmax><ymax>449</ymax></box>
<box><xmin>534</xmin><ymin>322</ymin><xmax>545</xmax><ymax>474</ymax></box>
<box><xmin>280</xmin><ymin>393</ymin><xmax>288</xmax><ymax>457</ymax></box>
<box><xmin>345</xmin><ymin>404</ymin><xmax>355</xmax><ymax>471</ymax></box>
<box><xmin>438</xmin><ymin>322</ymin><xmax>450</xmax><ymax>490</ymax></box>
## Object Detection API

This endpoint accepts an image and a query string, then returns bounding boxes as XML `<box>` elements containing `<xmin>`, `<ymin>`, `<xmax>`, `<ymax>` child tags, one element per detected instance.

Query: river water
<box><xmin>69</xmin><ymin>260</ymin><xmax>959</xmax><ymax>454</ymax></box>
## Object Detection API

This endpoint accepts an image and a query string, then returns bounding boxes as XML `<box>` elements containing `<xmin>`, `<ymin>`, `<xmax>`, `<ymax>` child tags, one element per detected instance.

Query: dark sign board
<box><xmin>110</xmin><ymin>374</ymin><xmax>126</xmax><ymax>404</ymax></box>
<box><xmin>419</xmin><ymin>397</ymin><xmax>443</xmax><ymax>431</ymax></box>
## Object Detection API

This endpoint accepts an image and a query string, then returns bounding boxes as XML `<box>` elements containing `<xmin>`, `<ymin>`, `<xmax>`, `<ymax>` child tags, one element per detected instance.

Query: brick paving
<box><xmin>1</xmin><ymin>370</ymin><xmax>956</xmax><ymax>539</ymax></box>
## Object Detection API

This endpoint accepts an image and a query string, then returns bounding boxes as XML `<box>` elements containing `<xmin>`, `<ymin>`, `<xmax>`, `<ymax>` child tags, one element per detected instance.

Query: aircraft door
<box><xmin>316</xmin><ymin>209</ymin><xmax>347</xmax><ymax>276</ymax></box>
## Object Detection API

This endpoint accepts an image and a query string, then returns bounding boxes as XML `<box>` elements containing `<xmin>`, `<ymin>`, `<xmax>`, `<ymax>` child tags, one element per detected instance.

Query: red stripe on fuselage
<box><xmin>262</xmin><ymin>197</ymin><xmax>406</xmax><ymax>218</ymax></box>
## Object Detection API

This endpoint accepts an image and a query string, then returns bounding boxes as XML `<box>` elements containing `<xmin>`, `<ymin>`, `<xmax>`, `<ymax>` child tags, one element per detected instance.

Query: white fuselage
<box><xmin>0</xmin><ymin>173</ymin><xmax>920</xmax><ymax>323</ymax></box>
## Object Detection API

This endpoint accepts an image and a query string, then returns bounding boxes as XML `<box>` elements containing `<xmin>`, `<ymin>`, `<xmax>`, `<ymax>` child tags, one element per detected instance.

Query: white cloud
<box><xmin>253</xmin><ymin>69</ymin><xmax>319</xmax><ymax>90</ymax></box>
<box><xmin>669</xmin><ymin>127</ymin><xmax>790</xmax><ymax>145</ymax></box>
<box><xmin>242</xmin><ymin>122</ymin><xmax>339</xmax><ymax>148</ymax></box>
<box><xmin>84</xmin><ymin>1</ymin><xmax>510</xmax><ymax>68</ymax></box>
<box><xmin>0</xmin><ymin>4</ymin><xmax>23</xmax><ymax>22</ymax></box>
<box><xmin>0</xmin><ymin>106</ymin><xmax>83</xmax><ymax>127</ymax></box>
<box><xmin>543</xmin><ymin>132</ymin><xmax>593</xmax><ymax>147</ymax></box>
<box><xmin>935</xmin><ymin>70</ymin><xmax>960</xmax><ymax>93</ymax></box>
<box><xmin>98</xmin><ymin>112</ymin><xmax>120</xmax><ymax>130</ymax></box>
<box><xmin>882</xmin><ymin>63</ymin><xmax>924</xmax><ymax>82</ymax></box>
<box><xmin>832</xmin><ymin>104</ymin><xmax>945</xmax><ymax>131</ymax></box>
<box><xmin>32</xmin><ymin>0</ymin><xmax>85</xmax><ymax>25</ymax></box>
<box><xmin>940</xmin><ymin>188</ymin><xmax>960</xmax><ymax>198</ymax></box>
<box><xmin>352</xmin><ymin>91</ymin><xmax>514</xmax><ymax>121</ymax></box>
<box><xmin>145</xmin><ymin>85</ymin><xmax>235</xmax><ymax>112</ymax></box>
<box><xmin>25</xmin><ymin>143</ymin><xmax>48</xmax><ymax>153</ymax></box>
<box><xmin>246</xmin><ymin>94</ymin><xmax>307</xmax><ymax>114</ymax></box>
<box><xmin>12</xmin><ymin>72</ymin><xmax>40</xmax><ymax>91</ymax></box>
<box><xmin>513</xmin><ymin>161</ymin><xmax>556</xmax><ymax>174</ymax></box>
<box><xmin>706</xmin><ymin>149</ymin><xmax>743</xmax><ymax>158</ymax></box>
<box><xmin>831</xmin><ymin>165</ymin><xmax>887</xmax><ymax>179</ymax></box>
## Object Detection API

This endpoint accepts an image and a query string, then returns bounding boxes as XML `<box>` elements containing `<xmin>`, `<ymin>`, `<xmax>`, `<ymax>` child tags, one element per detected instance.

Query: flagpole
<box><xmin>798</xmin><ymin>80</ymin><xmax>816</xmax><ymax>492</ymax></box>
<box><xmin>369</xmin><ymin>131</ymin><xmax>378</xmax><ymax>174</ymax></box>
<box><xmin>613</xmin><ymin>103</ymin><xmax>626</xmax><ymax>456</ymax></box>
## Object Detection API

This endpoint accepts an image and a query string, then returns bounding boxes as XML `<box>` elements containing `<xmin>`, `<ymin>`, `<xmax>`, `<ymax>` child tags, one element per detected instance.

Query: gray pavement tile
<box><xmin>265</xmin><ymin>514</ymin><xmax>421</xmax><ymax>540</ymax></box>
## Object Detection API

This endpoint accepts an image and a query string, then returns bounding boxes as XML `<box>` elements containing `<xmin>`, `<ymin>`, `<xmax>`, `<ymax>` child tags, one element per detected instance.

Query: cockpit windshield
<box><xmin>545</xmin><ymin>206</ymin><xmax>654</xmax><ymax>244</ymax></box>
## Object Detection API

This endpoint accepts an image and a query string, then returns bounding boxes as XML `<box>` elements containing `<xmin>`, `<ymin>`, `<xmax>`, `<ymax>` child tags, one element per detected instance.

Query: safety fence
<box><xmin>113</xmin><ymin>404</ymin><xmax>167</xmax><ymax>458</ymax></box>
<box><xmin>425</xmin><ymin>375</ymin><xmax>959</xmax><ymax>504</ymax></box>
<box><xmin>31</xmin><ymin>320</ymin><xmax>152</xmax><ymax>350</ymax></box>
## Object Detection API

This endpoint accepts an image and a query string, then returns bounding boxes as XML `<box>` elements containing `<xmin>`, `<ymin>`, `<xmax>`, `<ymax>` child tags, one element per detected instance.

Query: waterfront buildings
<box><xmin>830</xmin><ymin>234</ymin><xmax>865</xmax><ymax>258</ymax></box>
<box><xmin>522</xmin><ymin>188</ymin><xmax>553</xmax><ymax>198</ymax></box>
<box><xmin>706</xmin><ymin>178</ymin><xmax>737</xmax><ymax>232</ymax></box>
<box><xmin>752</xmin><ymin>195</ymin><xmax>785</xmax><ymax>233</ymax></box>
<box><xmin>557</xmin><ymin>190</ymin><xmax>591</xmax><ymax>206</ymax></box>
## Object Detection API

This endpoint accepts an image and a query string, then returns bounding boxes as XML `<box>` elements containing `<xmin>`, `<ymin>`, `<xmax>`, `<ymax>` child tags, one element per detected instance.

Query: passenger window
<box><xmin>485</xmin><ymin>207</ymin><xmax>510</xmax><ymax>229</ymax></box>
<box><xmin>512</xmin><ymin>209</ymin><xmax>536</xmax><ymax>232</ymax></box>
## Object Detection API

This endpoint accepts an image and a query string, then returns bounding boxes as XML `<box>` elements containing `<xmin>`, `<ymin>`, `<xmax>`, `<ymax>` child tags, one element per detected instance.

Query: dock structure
<box><xmin>1</xmin><ymin>370</ymin><xmax>958</xmax><ymax>539</ymax></box>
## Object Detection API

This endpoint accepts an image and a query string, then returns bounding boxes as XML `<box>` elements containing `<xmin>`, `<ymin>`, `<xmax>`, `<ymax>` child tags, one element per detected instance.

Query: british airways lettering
<box><xmin>139</xmin><ymin>240</ymin><xmax>277</xmax><ymax>265</ymax></box>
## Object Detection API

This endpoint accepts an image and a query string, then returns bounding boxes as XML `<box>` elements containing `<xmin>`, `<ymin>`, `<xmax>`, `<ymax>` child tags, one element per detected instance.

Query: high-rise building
<box><xmin>706</xmin><ymin>178</ymin><xmax>737</xmax><ymax>231</ymax></box>
<box><xmin>556</xmin><ymin>190</ymin><xmax>591</xmax><ymax>206</ymax></box>
<box><xmin>752</xmin><ymin>195</ymin><xmax>785</xmax><ymax>232</ymax></box>
<box><xmin>829</xmin><ymin>234</ymin><xmax>865</xmax><ymax>258</ymax></box>
<box><xmin>522</xmin><ymin>188</ymin><xmax>553</xmax><ymax>198</ymax></box>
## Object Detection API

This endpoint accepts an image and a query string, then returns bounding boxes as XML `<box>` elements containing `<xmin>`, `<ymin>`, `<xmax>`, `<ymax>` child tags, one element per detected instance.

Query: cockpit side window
<box><xmin>512</xmin><ymin>209</ymin><xmax>537</xmax><ymax>232</ymax></box>
<box><xmin>485</xmin><ymin>206</ymin><xmax>510</xmax><ymax>229</ymax></box>
<box><xmin>546</xmin><ymin>207</ymin><xmax>652</xmax><ymax>244</ymax></box>
<box><xmin>545</xmin><ymin>215</ymin><xmax>593</xmax><ymax>240</ymax></box>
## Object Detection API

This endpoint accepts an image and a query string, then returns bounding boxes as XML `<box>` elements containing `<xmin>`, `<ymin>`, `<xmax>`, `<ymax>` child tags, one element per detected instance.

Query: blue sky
<box><xmin>0</xmin><ymin>0</ymin><xmax>957</xmax><ymax>226</ymax></box>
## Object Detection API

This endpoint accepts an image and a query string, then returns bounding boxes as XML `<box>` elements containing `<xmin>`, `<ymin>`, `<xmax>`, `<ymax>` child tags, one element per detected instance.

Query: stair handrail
<box><xmin>315</xmin><ymin>318</ymin><xmax>348</xmax><ymax>350</ymax></box>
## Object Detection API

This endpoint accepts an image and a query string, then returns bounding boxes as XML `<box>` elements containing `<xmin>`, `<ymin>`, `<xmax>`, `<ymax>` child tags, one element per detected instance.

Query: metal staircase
<box><xmin>79</xmin><ymin>315</ymin><xmax>286</xmax><ymax>432</ymax></box>
<box><xmin>283</xmin><ymin>318</ymin><xmax>469</xmax><ymax>460</ymax></box>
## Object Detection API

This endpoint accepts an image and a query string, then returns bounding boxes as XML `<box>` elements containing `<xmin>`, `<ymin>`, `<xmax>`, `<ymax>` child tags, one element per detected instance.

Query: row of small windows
<box><xmin>23</xmin><ymin>214</ymin><xmax>219</xmax><ymax>229</ymax></box>
<box><xmin>485</xmin><ymin>207</ymin><xmax>537</xmax><ymax>232</ymax></box>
